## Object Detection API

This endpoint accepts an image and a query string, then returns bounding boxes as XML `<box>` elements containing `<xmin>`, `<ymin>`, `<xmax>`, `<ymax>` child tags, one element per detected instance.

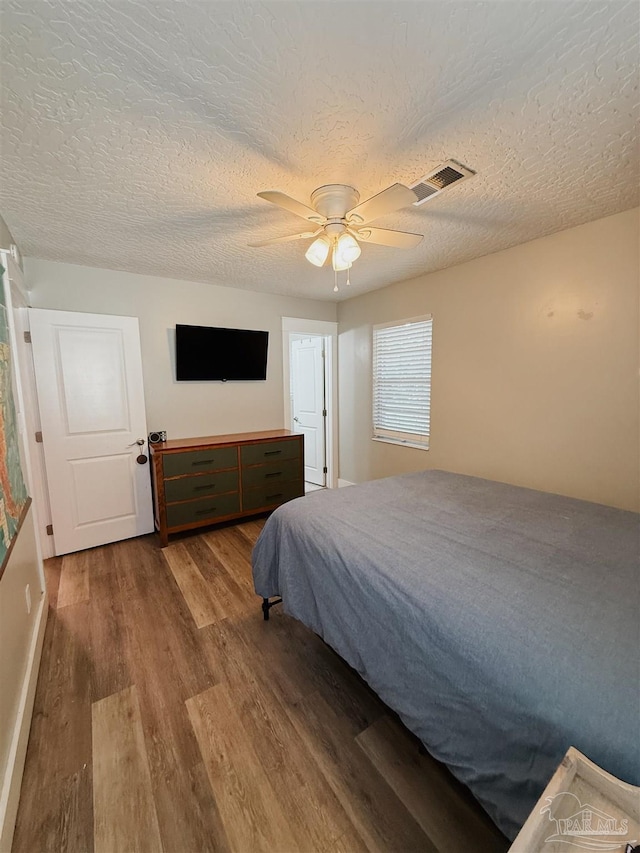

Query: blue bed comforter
<box><xmin>251</xmin><ymin>470</ymin><xmax>640</xmax><ymax>839</ymax></box>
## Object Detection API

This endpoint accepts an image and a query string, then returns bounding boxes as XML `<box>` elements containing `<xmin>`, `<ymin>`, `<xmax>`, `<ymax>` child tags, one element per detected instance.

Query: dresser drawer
<box><xmin>164</xmin><ymin>470</ymin><xmax>239</xmax><ymax>503</ymax></box>
<box><xmin>166</xmin><ymin>492</ymin><xmax>240</xmax><ymax>528</ymax></box>
<box><xmin>242</xmin><ymin>480</ymin><xmax>304</xmax><ymax>512</ymax></box>
<box><xmin>241</xmin><ymin>457</ymin><xmax>301</xmax><ymax>490</ymax></box>
<box><xmin>163</xmin><ymin>446</ymin><xmax>237</xmax><ymax>477</ymax></box>
<box><xmin>240</xmin><ymin>438</ymin><xmax>301</xmax><ymax>467</ymax></box>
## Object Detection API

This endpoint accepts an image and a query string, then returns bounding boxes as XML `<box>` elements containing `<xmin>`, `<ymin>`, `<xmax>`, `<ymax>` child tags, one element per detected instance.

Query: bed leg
<box><xmin>262</xmin><ymin>596</ymin><xmax>282</xmax><ymax>621</ymax></box>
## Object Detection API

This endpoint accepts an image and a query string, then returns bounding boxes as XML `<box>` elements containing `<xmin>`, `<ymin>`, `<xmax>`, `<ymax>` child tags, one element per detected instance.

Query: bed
<box><xmin>251</xmin><ymin>469</ymin><xmax>640</xmax><ymax>840</ymax></box>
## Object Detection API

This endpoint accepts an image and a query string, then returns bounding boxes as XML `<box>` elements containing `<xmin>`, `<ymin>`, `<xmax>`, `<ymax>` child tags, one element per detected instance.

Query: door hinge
<box><xmin>35</xmin><ymin>430</ymin><xmax>43</xmax><ymax>443</ymax></box>
<box><xmin>23</xmin><ymin>331</ymin><xmax>32</xmax><ymax>343</ymax></box>
<box><xmin>46</xmin><ymin>524</ymin><xmax>53</xmax><ymax>536</ymax></box>
<box><xmin>323</xmin><ymin>466</ymin><xmax>328</xmax><ymax>474</ymax></box>
<box><xmin>322</xmin><ymin>409</ymin><xmax>327</xmax><ymax>417</ymax></box>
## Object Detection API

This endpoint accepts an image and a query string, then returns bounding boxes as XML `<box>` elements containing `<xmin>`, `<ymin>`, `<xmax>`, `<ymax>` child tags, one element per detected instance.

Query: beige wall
<box><xmin>0</xmin><ymin>504</ymin><xmax>44</xmax><ymax>776</ymax></box>
<box><xmin>338</xmin><ymin>207</ymin><xmax>640</xmax><ymax>512</ymax></box>
<box><xmin>0</xmin><ymin>215</ymin><xmax>46</xmax><ymax>851</ymax></box>
<box><xmin>0</xmin><ymin>217</ymin><xmax>14</xmax><ymax>253</ymax></box>
<box><xmin>26</xmin><ymin>260</ymin><xmax>337</xmax><ymax>440</ymax></box>
<box><xmin>0</xmin><ymin>215</ymin><xmax>23</xmax><ymax>272</ymax></box>
<box><xmin>0</xmin><ymin>506</ymin><xmax>44</xmax><ymax>853</ymax></box>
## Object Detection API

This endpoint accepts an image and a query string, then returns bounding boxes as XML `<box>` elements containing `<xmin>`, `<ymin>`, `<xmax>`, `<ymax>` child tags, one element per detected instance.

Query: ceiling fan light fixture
<box><xmin>335</xmin><ymin>232</ymin><xmax>361</xmax><ymax>264</ymax></box>
<box><xmin>305</xmin><ymin>235</ymin><xmax>330</xmax><ymax>267</ymax></box>
<box><xmin>254</xmin><ymin>177</ymin><xmax>432</xmax><ymax>287</ymax></box>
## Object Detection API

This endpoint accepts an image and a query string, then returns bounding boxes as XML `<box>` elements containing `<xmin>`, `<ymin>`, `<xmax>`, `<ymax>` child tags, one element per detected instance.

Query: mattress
<box><xmin>251</xmin><ymin>470</ymin><xmax>640</xmax><ymax>839</ymax></box>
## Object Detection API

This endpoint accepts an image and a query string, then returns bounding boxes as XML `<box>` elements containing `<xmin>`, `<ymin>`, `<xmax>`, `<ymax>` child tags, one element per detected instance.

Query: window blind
<box><xmin>372</xmin><ymin>316</ymin><xmax>432</xmax><ymax>448</ymax></box>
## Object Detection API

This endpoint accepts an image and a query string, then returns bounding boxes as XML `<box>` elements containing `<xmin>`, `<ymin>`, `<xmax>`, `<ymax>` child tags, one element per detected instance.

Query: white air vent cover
<box><xmin>410</xmin><ymin>160</ymin><xmax>476</xmax><ymax>206</ymax></box>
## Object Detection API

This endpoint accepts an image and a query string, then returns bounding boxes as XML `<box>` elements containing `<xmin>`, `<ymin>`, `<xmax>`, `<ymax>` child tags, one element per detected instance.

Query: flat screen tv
<box><xmin>175</xmin><ymin>324</ymin><xmax>269</xmax><ymax>381</ymax></box>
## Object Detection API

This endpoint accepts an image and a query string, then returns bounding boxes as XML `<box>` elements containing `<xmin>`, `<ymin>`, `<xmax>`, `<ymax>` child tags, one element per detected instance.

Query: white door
<box><xmin>28</xmin><ymin>308</ymin><xmax>153</xmax><ymax>555</ymax></box>
<box><xmin>291</xmin><ymin>336</ymin><xmax>326</xmax><ymax>486</ymax></box>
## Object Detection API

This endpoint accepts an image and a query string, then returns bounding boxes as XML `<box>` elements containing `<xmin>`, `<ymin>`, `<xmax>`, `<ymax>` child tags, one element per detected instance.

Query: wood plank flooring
<box><xmin>92</xmin><ymin>687</ymin><xmax>162</xmax><ymax>853</ymax></box>
<box><xmin>12</xmin><ymin>520</ymin><xmax>509</xmax><ymax>853</ymax></box>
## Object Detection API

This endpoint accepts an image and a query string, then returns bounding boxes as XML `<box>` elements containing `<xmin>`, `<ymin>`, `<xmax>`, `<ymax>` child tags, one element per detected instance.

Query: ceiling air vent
<box><xmin>410</xmin><ymin>160</ymin><xmax>476</xmax><ymax>206</ymax></box>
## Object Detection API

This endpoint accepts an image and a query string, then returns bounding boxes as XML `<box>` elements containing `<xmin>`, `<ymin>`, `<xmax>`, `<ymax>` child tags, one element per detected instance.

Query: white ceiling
<box><xmin>0</xmin><ymin>1</ymin><xmax>638</xmax><ymax>301</ymax></box>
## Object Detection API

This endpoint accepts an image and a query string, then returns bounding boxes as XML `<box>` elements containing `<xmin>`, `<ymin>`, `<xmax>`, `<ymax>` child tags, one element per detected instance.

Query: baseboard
<box><xmin>337</xmin><ymin>478</ymin><xmax>355</xmax><ymax>488</ymax></box>
<box><xmin>0</xmin><ymin>591</ymin><xmax>48</xmax><ymax>853</ymax></box>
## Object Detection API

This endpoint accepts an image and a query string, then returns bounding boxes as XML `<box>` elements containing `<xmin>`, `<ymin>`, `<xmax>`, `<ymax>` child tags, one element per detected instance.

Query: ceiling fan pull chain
<box><xmin>334</xmin><ymin>269</ymin><xmax>338</xmax><ymax>293</ymax></box>
<box><xmin>346</xmin><ymin>264</ymin><xmax>351</xmax><ymax>286</ymax></box>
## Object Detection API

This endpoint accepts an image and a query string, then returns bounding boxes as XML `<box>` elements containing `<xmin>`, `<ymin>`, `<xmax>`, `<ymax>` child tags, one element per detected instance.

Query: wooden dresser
<box><xmin>150</xmin><ymin>429</ymin><xmax>304</xmax><ymax>546</ymax></box>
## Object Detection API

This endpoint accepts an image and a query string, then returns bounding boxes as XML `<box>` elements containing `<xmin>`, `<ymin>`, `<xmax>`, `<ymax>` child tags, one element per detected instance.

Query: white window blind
<box><xmin>372</xmin><ymin>315</ymin><xmax>432</xmax><ymax>449</ymax></box>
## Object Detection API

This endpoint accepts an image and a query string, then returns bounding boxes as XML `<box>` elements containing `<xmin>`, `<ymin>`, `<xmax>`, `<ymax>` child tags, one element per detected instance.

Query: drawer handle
<box><xmin>264</xmin><ymin>450</ymin><xmax>281</xmax><ymax>456</ymax></box>
<box><xmin>265</xmin><ymin>493</ymin><xmax>283</xmax><ymax>501</ymax></box>
<box><xmin>192</xmin><ymin>459</ymin><xmax>215</xmax><ymax>466</ymax></box>
<box><xmin>194</xmin><ymin>483</ymin><xmax>215</xmax><ymax>491</ymax></box>
<box><xmin>265</xmin><ymin>471</ymin><xmax>282</xmax><ymax>478</ymax></box>
<box><xmin>195</xmin><ymin>507</ymin><xmax>216</xmax><ymax>515</ymax></box>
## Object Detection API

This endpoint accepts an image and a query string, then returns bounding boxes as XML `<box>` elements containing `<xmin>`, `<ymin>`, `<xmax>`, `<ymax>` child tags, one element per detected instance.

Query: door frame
<box><xmin>282</xmin><ymin>317</ymin><xmax>338</xmax><ymax>489</ymax></box>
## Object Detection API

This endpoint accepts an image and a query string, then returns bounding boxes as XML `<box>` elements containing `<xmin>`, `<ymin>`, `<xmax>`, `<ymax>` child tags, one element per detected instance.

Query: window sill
<box><xmin>372</xmin><ymin>437</ymin><xmax>430</xmax><ymax>451</ymax></box>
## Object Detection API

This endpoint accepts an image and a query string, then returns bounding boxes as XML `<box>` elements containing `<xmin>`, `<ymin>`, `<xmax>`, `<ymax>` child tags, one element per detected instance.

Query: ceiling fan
<box><xmin>248</xmin><ymin>182</ymin><xmax>423</xmax><ymax>277</ymax></box>
<box><xmin>249</xmin><ymin>161</ymin><xmax>476</xmax><ymax>289</ymax></box>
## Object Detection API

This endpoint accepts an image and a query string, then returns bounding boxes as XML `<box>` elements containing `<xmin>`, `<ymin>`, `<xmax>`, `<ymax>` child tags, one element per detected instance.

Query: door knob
<box><xmin>293</xmin><ymin>416</ymin><xmax>299</xmax><ymax>423</ymax></box>
<box><xmin>128</xmin><ymin>439</ymin><xmax>145</xmax><ymax>447</ymax></box>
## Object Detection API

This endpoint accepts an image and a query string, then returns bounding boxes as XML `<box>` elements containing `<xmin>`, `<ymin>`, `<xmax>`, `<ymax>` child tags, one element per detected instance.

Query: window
<box><xmin>372</xmin><ymin>315</ymin><xmax>432</xmax><ymax>449</ymax></box>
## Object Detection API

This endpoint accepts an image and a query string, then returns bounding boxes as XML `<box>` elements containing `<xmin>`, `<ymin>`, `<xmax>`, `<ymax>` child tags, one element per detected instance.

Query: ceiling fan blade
<box><xmin>352</xmin><ymin>226</ymin><xmax>423</xmax><ymax>249</ymax></box>
<box><xmin>248</xmin><ymin>229</ymin><xmax>321</xmax><ymax>248</ymax></box>
<box><xmin>346</xmin><ymin>183</ymin><xmax>418</xmax><ymax>225</ymax></box>
<box><xmin>257</xmin><ymin>191</ymin><xmax>325</xmax><ymax>224</ymax></box>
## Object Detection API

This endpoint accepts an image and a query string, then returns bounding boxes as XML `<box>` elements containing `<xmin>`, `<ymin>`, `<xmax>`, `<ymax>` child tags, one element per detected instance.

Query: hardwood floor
<box><xmin>12</xmin><ymin>520</ymin><xmax>509</xmax><ymax>853</ymax></box>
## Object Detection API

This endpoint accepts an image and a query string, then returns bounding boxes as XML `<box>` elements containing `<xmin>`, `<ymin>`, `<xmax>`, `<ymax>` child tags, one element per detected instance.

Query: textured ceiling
<box><xmin>0</xmin><ymin>1</ymin><xmax>638</xmax><ymax>301</ymax></box>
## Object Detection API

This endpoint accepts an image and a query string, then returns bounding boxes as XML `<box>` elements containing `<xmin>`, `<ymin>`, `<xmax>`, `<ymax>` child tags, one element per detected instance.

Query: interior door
<box><xmin>291</xmin><ymin>336</ymin><xmax>326</xmax><ymax>486</ymax></box>
<box><xmin>28</xmin><ymin>308</ymin><xmax>153</xmax><ymax>555</ymax></box>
